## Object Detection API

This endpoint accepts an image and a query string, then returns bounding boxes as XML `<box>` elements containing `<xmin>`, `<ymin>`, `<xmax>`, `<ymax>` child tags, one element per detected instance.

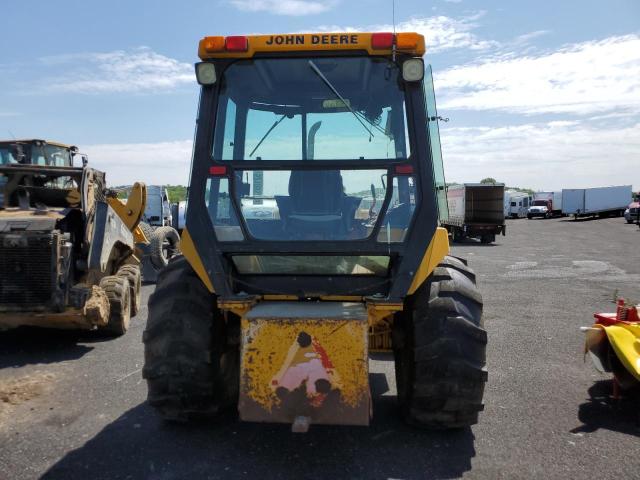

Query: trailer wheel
<box><xmin>393</xmin><ymin>256</ymin><xmax>487</xmax><ymax>429</ymax></box>
<box><xmin>150</xmin><ymin>226</ymin><xmax>181</xmax><ymax>269</ymax></box>
<box><xmin>99</xmin><ymin>275</ymin><xmax>131</xmax><ymax>336</ymax></box>
<box><xmin>143</xmin><ymin>257</ymin><xmax>239</xmax><ymax>421</ymax></box>
<box><xmin>451</xmin><ymin>228</ymin><xmax>464</xmax><ymax>243</ymax></box>
<box><xmin>117</xmin><ymin>264</ymin><xmax>142</xmax><ymax>317</ymax></box>
<box><xmin>479</xmin><ymin>234</ymin><xmax>495</xmax><ymax>244</ymax></box>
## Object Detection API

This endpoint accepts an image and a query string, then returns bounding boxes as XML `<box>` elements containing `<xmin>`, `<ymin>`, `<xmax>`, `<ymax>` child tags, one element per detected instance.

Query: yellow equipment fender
<box><xmin>593</xmin><ymin>323</ymin><xmax>640</xmax><ymax>381</ymax></box>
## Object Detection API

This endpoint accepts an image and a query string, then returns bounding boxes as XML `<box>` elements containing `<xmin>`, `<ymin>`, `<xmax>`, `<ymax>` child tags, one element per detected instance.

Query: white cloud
<box><xmin>514</xmin><ymin>30</ymin><xmax>550</xmax><ymax>45</ymax></box>
<box><xmin>38</xmin><ymin>47</ymin><xmax>193</xmax><ymax>94</ymax></box>
<box><xmin>440</xmin><ymin>120</ymin><xmax>640</xmax><ymax>190</ymax></box>
<box><xmin>314</xmin><ymin>13</ymin><xmax>498</xmax><ymax>53</ymax></box>
<box><xmin>435</xmin><ymin>34</ymin><xmax>640</xmax><ymax>115</ymax></box>
<box><xmin>85</xmin><ymin>140</ymin><xmax>193</xmax><ymax>186</ymax></box>
<box><xmin>230</xmin><ymin>0</ymin><xmax>336</xmax><ymax>16</ymax></box>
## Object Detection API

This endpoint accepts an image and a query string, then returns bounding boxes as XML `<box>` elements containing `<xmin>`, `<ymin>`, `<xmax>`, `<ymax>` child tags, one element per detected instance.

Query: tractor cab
<box><xmin>185</xmin><ymin>32</ymin><xmax>448</xmax><ymax>301</ymax></box>
<box><xmin>0</xmin><ymin>139</ymin><xmax>84</xmax><ymax>167</ymax></box>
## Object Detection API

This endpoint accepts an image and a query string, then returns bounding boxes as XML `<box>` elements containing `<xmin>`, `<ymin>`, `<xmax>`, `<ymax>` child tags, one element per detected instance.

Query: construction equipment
<box><xmin>583</xmin><ymin>298</ymin><xmax>640</xmax><ymax>397</ymax></box>
<box><xmin>143</xmin><ymin>33</ymin><xmax>487</xmax><ymax>430</ymax></box>
<box><xmin>0</xmin><ymin>139</ymin><xmax>146</xmax><ymax>335</ymax></box>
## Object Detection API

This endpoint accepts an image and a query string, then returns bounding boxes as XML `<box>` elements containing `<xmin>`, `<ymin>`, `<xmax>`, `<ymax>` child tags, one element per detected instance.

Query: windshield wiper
<box><xmin>249</xmin><ymin>114</ymin><xmax>288</xmax><ymax>158</ymax></box>
<box><xmin>308</xmin><ymin>60</ymin><xmax>375</xmax><ymax>140</ymax></box>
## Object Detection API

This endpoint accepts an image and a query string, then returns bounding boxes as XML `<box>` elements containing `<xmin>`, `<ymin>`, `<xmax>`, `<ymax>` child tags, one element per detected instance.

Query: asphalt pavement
<box><xmin>1</xmin><ymin>216</ymin><xmax>639</xmax><ymax>480</ymax></box>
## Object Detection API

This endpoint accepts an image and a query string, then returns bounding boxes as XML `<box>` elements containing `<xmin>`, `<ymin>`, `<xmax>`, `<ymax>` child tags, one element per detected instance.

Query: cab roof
<box><xmin>0</xmin><ymin>139</ymin><xmax>76</xmax><ymax>150</ymax></box>
<box><xmin>198</xmin><ymin>32</ymin><xmax>425</xmax><ymax>60</ymax></box>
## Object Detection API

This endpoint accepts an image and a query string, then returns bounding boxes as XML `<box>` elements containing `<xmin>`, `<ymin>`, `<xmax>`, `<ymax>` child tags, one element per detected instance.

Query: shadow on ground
<box><xmin>558</xmin><ymin>216</ymin><xmax>623</xmax><ymax>223</ymax></box>
<box><xmin>42</xmin><ymin>383</ymin><xmax>477</xmax><ymax>480</ymax></box>
<box><xmin>571</xmin><ymin>380</ymin><xmax>640</xmax><ymax>437</ymax></box>
<box><xmin>451</xmin><ymin>240</ymin><xmax>497</xmax><ymax>247</ymax></box>
<box><xmin>0</xmin><ymin>327</ymin><xmax>107</xmax><ymax>368</ymax></box>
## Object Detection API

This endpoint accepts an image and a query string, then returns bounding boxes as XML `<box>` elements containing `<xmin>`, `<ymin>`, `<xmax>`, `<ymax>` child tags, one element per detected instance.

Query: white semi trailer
<box><xmin>562</xmin><ymin>185</ymin><xmax>632</xmax><ymax>219</ymax></box>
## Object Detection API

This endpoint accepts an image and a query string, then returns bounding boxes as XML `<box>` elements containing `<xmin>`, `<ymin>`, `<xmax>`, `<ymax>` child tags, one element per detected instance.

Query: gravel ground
<box><xmin>1</xmin><ymin>216</ymin><xmax>639</xmax><ymax>479</ymax></box>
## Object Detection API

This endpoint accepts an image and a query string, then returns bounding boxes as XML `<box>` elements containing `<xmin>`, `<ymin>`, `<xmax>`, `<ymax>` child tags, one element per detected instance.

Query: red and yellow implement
<box><xmin>583</xmin><ymin>298</ymin><xmax>640</xmax><ymax>396</ymax></box>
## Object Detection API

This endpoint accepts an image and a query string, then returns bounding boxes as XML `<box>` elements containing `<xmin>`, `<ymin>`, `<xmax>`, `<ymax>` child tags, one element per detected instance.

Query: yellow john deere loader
<box><xmin>0</xmin><ymin>139</ymin><xmax>148</xmax><ymax>335</ymax></box>
<box><xmin>143</xmin><ymin>32</ymin><xmax>487</xmax><ymax>430</ymax></box>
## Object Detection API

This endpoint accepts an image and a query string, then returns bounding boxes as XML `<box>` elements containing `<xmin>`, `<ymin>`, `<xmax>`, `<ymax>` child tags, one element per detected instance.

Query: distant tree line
<box><xmin>114</xmin><ymin>185</ymin><xmax>189</xmax><ymax>202</ymax></box>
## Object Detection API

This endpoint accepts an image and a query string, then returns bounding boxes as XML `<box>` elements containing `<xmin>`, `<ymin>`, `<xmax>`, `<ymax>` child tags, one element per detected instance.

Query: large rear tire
<box><xmin>393</xmin><ymin>255</ymin><xmax>487</xmax><ymax>429</ymax></box>
<box><xmin>99</xmin><ymin>275</ymin><xmax>131</xmax><ymax>336</ymax></box>
<box><xmin>142</xmin><ymin>256</ymin><xmax>239</xmax><ymax>421</ymax></box>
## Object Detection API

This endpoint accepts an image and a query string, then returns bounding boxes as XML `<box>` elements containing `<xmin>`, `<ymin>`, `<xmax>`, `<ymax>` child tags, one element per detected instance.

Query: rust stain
<box><xmin>240</xmin><ymin>317</ymin><xmax>368</xmax><ymax>414</ymax></box>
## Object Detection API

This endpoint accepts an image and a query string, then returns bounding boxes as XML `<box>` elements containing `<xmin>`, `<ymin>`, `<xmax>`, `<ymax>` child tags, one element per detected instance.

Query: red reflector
<box><xmin>371</xmin><ymin>32</ymin><xmax>394</xmax><ymax>49</ymax></box>
<box><xmin>395</xmin><ymin>164</ymin><xmax>414</xmax><ymax>175</ymax></box>
<box><xmin>209</xmin><ymin>166</ymin><xmax>227</xmax><ymax>176</ymax></box>
<box><xmin>226</xmin><ymin>36</ymin><xmax>248</xmax><ymax>52</ymax></box>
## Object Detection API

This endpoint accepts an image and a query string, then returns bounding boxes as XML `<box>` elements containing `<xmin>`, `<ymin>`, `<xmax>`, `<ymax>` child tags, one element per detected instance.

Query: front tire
<box><xmin>117</xmin><ymin>264</ymin><xmax>142</xmax><ymax>317</ymax></box>
<box><xmin>142</xmin><ymin>256</ymin><xmax>239</xmax><ymax>421</ymax></box>
<box><xmin>393</xmin><ymin>256</ymin><xmax>487</xmax><ymax>429</ymax></box>
<box><xmin>99</xmin><ymin>275</ymin><xmax>131</xmax><ymax>336</ymax></box>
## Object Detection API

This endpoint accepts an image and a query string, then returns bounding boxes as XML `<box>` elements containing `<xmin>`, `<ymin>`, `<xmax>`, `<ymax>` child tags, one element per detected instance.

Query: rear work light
<box><xmin>371</xmin><ymin>32</ymin><xmax>394</xmax><ymax>49</ymax></box>
<box><xmin>225</xmin><ymin>36</ymin><xmax>248</xmax><ymax>52</ymax></box>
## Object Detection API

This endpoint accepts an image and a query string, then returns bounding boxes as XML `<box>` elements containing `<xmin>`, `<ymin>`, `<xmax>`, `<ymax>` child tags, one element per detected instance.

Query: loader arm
<box><xmin>107</xmin><ymin>182</ymin><xmax>148</xmax><ymax>243</ymax></box>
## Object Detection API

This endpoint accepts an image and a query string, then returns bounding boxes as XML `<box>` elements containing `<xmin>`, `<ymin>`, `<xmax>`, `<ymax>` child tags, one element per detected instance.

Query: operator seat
<box><xmin>276</xmin><ymin>170</ymin><xmax>345</xmax><ymax>238</ymax></box>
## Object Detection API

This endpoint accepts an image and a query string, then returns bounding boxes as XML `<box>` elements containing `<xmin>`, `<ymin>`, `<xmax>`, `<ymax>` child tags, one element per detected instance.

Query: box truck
<box><xmin>443</xmin><ymin>183</ymin><xmax>506</xmax><ymax>243</ymax></box>
<box><xmin>562</xmin><ymin>185</ymin><xmax>631</xmax><ymax>219</ymax></box>
<box><xmin>528</xmin><ymin>191</ymin><xmax>562</xmax><ymax>219</ymax></box>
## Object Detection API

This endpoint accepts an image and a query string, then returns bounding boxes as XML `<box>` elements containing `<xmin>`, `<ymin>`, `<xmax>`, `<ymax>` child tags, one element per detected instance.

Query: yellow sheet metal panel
<box><xmin>106</xmin><ymin>182</ymin><xmax>146</xmax><ymax>232</ymax></box>
<box><xmin>180</xmin><ymin>228</ymin><xmax>214</xmax><ymax>293</ymax></box>
<box><xmin>407</xmin><ymin>226</ymin><xmax>450</xmax><ymax>295</ymax></box>
<box><xmin>239</xmin><ymin>302</ymin><xmax>370</xmax><ymax>426</ymax></box>
<box><xmin>602</xmin><ymin>323</ymin><xmax>640</xmax><ymax>381</ymax></box>
<box><xmin>199</xmin><ymin>32</ymin><xmax>426</xmax><ymax>59</ymax></box>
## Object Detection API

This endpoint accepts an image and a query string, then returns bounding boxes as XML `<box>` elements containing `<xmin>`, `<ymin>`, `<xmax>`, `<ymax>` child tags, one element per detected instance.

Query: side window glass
<box><xmin>222</xmin><ymin>99</ymin><xmax>236</xmax><ymax>160</ymax></box>
<box><xmin>205</xmin><ymin>177</ymin><xmax>243</xmax><ymax>241</ymax></box>
<box><xmin>423</xmin><ymin>65</ymin><xmax>448</xmax><ymax>222</ymax></box>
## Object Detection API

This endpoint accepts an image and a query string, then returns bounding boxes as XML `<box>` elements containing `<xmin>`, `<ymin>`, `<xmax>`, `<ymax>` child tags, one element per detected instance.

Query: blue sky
<box><xmin>1</xmin><ymin>0</ymin><xmax>638</xmax><ymax>190</ymax></box>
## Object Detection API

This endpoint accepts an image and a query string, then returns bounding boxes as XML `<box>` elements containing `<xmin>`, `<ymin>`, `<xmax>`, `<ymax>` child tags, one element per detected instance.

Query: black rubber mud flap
<box><xmin>142</xmin><ymin>256</ymin><xmax>239</xmax><ymax>421</ymax></box>
<box><xmin>393</xmin><ymin>255</ymin><xmax>487</xmax><ymax>429</ymax></box>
